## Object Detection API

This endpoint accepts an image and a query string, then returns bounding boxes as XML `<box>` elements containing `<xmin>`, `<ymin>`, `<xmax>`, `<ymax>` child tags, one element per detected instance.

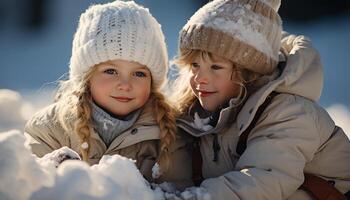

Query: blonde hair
<box><xmin>55</xmin><ymin>67</ymin><xmax>97</xmax><ymax>162</ymax></box>
<box><xmin>150</xmin><ymin>88</ymin><xmax>177</xmax><ymax>171</ymax></box>
<box><xmin>55</xmin><ymin>65</ymin><xmax>177</xmax><ymax>170</ymax></box>
<box><xmin>169</xmin><ymin>49</ymin><xmax>262</xmax><ymax>115</ymax></box>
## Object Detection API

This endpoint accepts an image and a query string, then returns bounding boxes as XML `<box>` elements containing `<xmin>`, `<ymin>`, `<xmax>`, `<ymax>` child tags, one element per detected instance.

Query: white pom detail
<box><xmin>81</xmin><ymin>142</ymin><xmax>89</xmax><ymax>149</ymax></box>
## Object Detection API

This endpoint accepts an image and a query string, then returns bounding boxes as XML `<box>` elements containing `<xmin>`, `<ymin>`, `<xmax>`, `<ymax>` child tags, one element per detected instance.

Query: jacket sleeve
<box><xmin>24</xmin><ymin>106</ymin><xmax>65</xmax><ymax>157</ymax></box>
<box><xmin>135</xmin><ymin>133</ymin><xmax>194</xmax><ymax>190</ymax></box>
<box><xmin>161</xmin><ymin>131</ymin><xmax>194</xmax><ymax>190</ymax></box>
<box><xmin>134</xmin><ymin>140</ymin><xmax>158</xmax><ymax>182</ymax></box>
<box><xmin>201</xmin><ymin>94</ymin><xmax>322</xmax><ymax>199</ymax></box>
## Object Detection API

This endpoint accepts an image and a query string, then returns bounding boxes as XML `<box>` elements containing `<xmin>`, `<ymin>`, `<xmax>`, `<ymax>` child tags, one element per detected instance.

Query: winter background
<box><xmin>0</xmin><ymin>0</ymin><xmax>349</xmax><ymax>199</ymax></box>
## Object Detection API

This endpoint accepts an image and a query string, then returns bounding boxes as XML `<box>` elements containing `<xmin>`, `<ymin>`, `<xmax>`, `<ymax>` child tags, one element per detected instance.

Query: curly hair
<box><xmin>55</xmin><ymin>67</ymin><xmax>96</xmax><ymax>162</ymax></box>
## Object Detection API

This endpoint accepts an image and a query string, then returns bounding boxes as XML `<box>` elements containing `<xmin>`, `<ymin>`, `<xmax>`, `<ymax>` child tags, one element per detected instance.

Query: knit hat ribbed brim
<box><xmin>69</xmin><ymin>1</ymin><xmax>168</xmax><ymax>87</ymax></box>
<box><xmin>179</xmin><ymin>0</ymin><xmax>282</xmax><ymax>75</ymax></box>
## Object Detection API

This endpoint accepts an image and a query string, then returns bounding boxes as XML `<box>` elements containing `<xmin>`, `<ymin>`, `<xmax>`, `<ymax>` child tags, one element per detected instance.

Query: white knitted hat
<box><xmin>180</xmin><ymin>0</ymin><xmax>282</xmax><ymax>75</ymax></box>
<box><xmin>69</xmin><ymin>1</ymin><xmax>168</xmax><ymax>87</ymax></box>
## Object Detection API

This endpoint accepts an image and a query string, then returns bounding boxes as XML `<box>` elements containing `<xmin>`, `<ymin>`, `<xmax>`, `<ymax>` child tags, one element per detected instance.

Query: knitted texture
<box><xmin>179</xmin><ymin>0</ymin><xmax>282</xmax><ymax>75</ymax></box>
<box><xmin>69</xmin><ymin>1</ymin><xmax>168</xmax><ymax>87</ymax></box>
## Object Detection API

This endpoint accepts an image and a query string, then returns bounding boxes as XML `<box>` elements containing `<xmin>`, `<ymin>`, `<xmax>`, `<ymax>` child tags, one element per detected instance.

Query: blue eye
<box><xmin>134</xmin><ymin>71</ymin><xmax>146</xmax><ymax>77</ymax></box>
<box><xmin>104</xmin><ymin>69</ymin><xmax>117</xmax><ymax>75</ymax></box>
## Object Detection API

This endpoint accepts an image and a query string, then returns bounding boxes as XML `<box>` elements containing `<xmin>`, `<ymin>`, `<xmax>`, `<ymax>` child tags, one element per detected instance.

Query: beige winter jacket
<box><xmin>25</xmin><ymin>101</ymin><xmax>193</xmax><ymax>189</ymax></box>
<box><xmin>177</xmin><ymin>34</ymin><xmax>350</xmax><ymax>199</ymax></box>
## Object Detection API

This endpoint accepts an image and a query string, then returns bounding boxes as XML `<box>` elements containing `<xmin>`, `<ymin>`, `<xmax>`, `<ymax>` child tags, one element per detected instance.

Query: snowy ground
<box><xmin>0</xmin><ymin>89</ymin><xmax>349</xmax><ymax>199</ymax></box>
<box><xmin>0</xmin><ymin>130</ymin><xmax>162</xmax><ymax>200</ymax></box>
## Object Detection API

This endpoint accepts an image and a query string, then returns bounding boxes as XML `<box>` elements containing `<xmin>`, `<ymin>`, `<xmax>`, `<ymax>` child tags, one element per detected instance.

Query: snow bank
<box><xmin>31</xmin><ymin>155</ymin><xmax>157</xmax><ymax>200</ymax></box>
<box><xmin>0</xmin><ymin>130</ymin><xmax>168</xmax><ymax>200</ymax></box>
<box><xmin>0</xmin><ymin>130</ymin><xmax>53</xmax><ymax>200</ymax></box>
<box><xmin>0</xmin><ymin>89</ymin><xmax>34</xmax><ymax>132</ymax></box>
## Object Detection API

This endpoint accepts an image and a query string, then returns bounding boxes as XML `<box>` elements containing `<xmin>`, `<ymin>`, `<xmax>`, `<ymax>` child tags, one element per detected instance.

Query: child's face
<box><xmin>189</xmin><ymin>54</ymin><xmax>241</xmax><ymax>112</ymax></box>
<box><xmin>90</xmin><ymin>59</ymin><xmax>151</xmax><ymax>117</ymax></box>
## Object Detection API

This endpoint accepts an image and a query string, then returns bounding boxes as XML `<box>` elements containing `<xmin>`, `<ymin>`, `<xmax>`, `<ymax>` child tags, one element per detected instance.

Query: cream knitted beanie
<box><xmin>69</xmin><ymin>1</ymin><xmax>168</xmax><ymax>87</ymax></box>
<box><xmin>179</xmin><ymin>0</ymin><xmax>282</xmax><ymax>75</ymax></box>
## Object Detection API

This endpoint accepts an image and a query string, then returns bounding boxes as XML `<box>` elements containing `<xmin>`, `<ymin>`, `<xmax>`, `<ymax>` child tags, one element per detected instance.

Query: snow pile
<box><xmin>326</xmin><ymin>104</ymin><xmax>350</xmax><ymax>138</ymax></box>
<box><xmin>31</xmin><ymin>155</ymin><xmax>156</xmax><ymax>200</ymax></box>
<box><xmin>0</xmin><ymin>129</ymin><xmax>199</xmax><ymax>200</ymax></box>
<box><xmin>152</xmin><ymin>182</ymin><xmax>181</xmax><ymax>200</ymax></box>
<box><xmin>180</xmin><ymin>187</ymin><xmax>211</xmax><ymax>200</ymax></box>
<box><xmin>37</xmin><ymin>146</ymin><xmax>81</xmax><ymax>168</ymax></box>
<box><xmin>0</xmin><ymin>89</ymin><xmax>34</xmax><ymax>132</ymax></box>
<box><xmin>0</xmin><ymin>130</ymin><xmax>54</xmax><ymax>200</ymax></box>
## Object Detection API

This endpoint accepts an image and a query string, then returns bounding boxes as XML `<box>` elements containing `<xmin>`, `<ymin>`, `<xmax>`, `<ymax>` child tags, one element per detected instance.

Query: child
<box><xmin>171</xmin><ymin>0</ymin><xmax>350</xmax><ymax>199</ymax></box>
<box><xmin>24</xmin><ymin>1</ymin><xmax>192</xmax><ymax>187</ymax></box>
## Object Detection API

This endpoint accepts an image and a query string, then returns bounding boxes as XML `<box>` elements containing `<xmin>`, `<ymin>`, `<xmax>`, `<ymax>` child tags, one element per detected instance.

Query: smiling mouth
<box><xmin>111</xmin><ymin>96</ymin><xmax>133</xmax><ymax>102</ymax></box>
<box><xmin>198</xmin><ymin>90</ymin><xmax>216</xmax><ymax>97</ymax></box>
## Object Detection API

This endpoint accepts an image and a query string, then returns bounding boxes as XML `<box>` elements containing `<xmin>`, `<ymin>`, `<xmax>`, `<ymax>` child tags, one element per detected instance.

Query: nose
<box><xmin>193</xmin><ymin>69</ymin><xmax>209</xmax><ymax>84</ymax></box>
<box><xmin>117</xmin><ymin>78</ymin><xmax>132</xmax><ymax>91</ymax></box>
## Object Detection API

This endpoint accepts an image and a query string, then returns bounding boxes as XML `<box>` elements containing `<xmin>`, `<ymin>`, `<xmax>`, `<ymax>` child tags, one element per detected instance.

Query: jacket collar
<box><xmin>177</xmin><ymin>98</ymin><xmax>242</xmax><ymax>137</ymax></box>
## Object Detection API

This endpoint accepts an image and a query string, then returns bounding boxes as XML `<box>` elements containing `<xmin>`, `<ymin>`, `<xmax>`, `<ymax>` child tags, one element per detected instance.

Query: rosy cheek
<box><xmin>139</xmin><ymin>85</ymin><xmax>151</xmax><ymax>103</ymax></box>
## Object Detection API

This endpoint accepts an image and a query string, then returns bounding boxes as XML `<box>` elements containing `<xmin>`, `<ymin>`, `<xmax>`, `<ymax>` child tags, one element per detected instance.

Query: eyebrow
<box><xmin>134</xmin><ymin>66</ymin><xmax>148</xmax><ymax>70</ymax></box>
<box><xmin>211</xmin><ymin>59</ymin><xmax>233</xmax><ymax>66</ymax></box>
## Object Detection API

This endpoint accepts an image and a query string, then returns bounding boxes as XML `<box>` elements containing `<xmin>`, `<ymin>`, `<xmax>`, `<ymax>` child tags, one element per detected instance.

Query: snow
<box><xmin>0</xmin><ymin>89</ymin><xmax>34</xmax><ymax>132</ymax></box>
<box><xmin>180</xmin><ymin>187</ymin><xmax>211</xmax><ymax>200</ymax></box>
<box><xmin>191</xmin><ymin>113</ymin><xmax>213</xmax><ymax>131</ymax></box>
<box><xmin>31</xmin><ymin>155</ymin><xmax>156</xmax><ymax>200</ymax></box>
<box><xmin>0</xmin><ymin>129</ymin><xmax>162</xmax><ymax>200</ymax></box>
<box><xmin>0</xmin><ymin>130</ymin><xmax>54</xmax><ymax>200</ymax></box>
<box><xmin>37</xmin><ymin>146</ymin><xmax>81</xmax><ymax>168</ymax></box>
<box><xmin>151</xmin><ymin>182</ymin><xmax>180</xmax><ymax>200</ymax></box>
<box><xmin>152</xmin><ymin>162</ymin><xmax>163</xmax><ymax>179</ymax></box>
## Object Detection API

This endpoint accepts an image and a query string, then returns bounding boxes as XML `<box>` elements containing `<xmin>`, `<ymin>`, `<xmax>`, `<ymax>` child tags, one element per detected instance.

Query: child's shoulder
<box><xmin>265</xmin><ymin>93</ymin><xmax>327</xmax><ymax>121</ymax></box>
<box><xmin>256</xmin><ymin>93</ymin><xmax>335</xmax><ymax>138</ymax></box>
<box><xmin>27</xmin><ymin>103</ymin><xmax>60</xmax><ymax>124</ymax></box>
<box><xmin>25</xmin><ymin>102</ymin><xmax>65</xmax><ymax>135</ymax></box>
<box><xmin>272</xmin><ymin>93</ymin><xmax>329</xmax><ymax>118</ymax></box>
